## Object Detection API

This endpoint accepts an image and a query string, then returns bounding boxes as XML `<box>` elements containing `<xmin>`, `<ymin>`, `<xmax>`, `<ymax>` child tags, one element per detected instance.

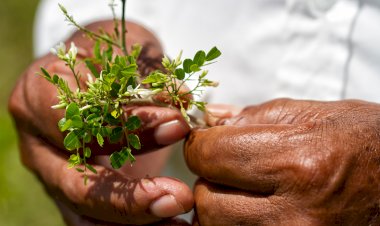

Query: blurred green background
<box><xmin>0</xmin><ymin>0</ymin><xmax>65</xmax><ymax>225</ymax></box>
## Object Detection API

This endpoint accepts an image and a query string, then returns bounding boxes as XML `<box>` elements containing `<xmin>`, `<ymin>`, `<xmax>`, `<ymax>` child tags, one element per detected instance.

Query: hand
<box><xmin>9</xmin><ymin>20</ymin><xmax>193</xmax><ymax>225</ymax></box>
<box><xmin>185</xmin><ymin>99</ymin><xmax>380</xmax><ymax>225</ymax></box>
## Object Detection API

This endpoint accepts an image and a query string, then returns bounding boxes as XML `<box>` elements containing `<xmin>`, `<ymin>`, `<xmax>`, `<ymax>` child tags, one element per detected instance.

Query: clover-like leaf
<box><xmin>84</xmin><ymin>147</ymin><xmax>91</xmax><ymax>158</ymax></box>
<box><xmin>66</xmin><ymin>103</ymin><xmax>80</xmax><ymax>119</ymax></box>
<box><xmin>68</xmin><ymin>154</ymin><xmax>81</xmax><ymax>168</ymax></box>
<box><xmin>85</xmin><ymin>163</ymin><xmax>97</xmax><ymax>174</ymax></box>
<box><xmin>193</xmin><ymin>50</ymin><xmax>206</xmax><ymax>67</ymax></box>
<box><xmin>96</xmin><ymin>133</ymin><xmax>104</xmax><ymax>147</ymax></box>
<box><xmin>71</xmin><ymin>115</ymin><xmax>84</xmax><ymax>129</ymax></box>
<box><xmin>110</xmin><ymin>127</ymin><xmax>123</xmax><ymax>143</ymax></box>
<box><xmin>175</xmin><ymin>68</ymin><xmax>185</xmax><ymax>80</ymax></box>
<box><xmin>206</xmin><ymin>47</ymin><xmax>221</xmax><ymax>61</ymax></box>
<box><xmin>110</xmin><ymin>147</ymin><xmax>134</xmax><ymax>169</ymax></box>
<box><xmin>125</xmin><ymin>116</ymin><xmax>141</xmax><ymax>131</ymax></box>
<box><xmin>64</xmin><ymin>131</ymin><xmax>81</xmax><ymax>151</ymax></box>
<box><xmin>183</xmin><ymin>59</ymin><xmax>193</xmax><ymax>73</ymax></box>
<box><xmin>58</xmin><ymin>118</ymin><xmax>72</xmax><ymax>132</ymax></box>
<box><xmin>128</xmin><ymin>134</ymin><xmax>141</xmax><ymax>150</ymax></box>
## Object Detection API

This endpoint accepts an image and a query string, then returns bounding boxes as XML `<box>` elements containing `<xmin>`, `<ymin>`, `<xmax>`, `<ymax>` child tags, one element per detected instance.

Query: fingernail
<box><xmin>206</xmin><ymin>104</ymin><xmax>242</xmax><ymax>126</ymax></box>
<box><xmin>141</xmin><ymin>179</ymin><xmax>156</xmax><ymax>192</ymax></box>
<box><xmin>154</xmin><ymin>120</ymin><xmax>189</xmax><ymax>145</ymax></box>
<box><xmin>150</xmin><ymin>194</ymin><xmax>185</xmax><ymax>218</ymax></box>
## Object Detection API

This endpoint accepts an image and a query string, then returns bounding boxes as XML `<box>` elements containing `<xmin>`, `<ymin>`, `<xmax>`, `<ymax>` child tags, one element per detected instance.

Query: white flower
<box><xmin>126</xmin><ymin>85</ymin><xmax>154</xmax><ymax>98</ymax></box>
<box><xmin>86</xmin><ymin>73</ymin><xmax>94</xmax><ymax>84</ymax></box>
<box><xmin>68</xmin><ymin>42</ymin><xmax>78</xmax><ymax>61</ymax></box>
<box><xmin>50</xmin><ymin>42</ymin><xmax>66</xmax><ymax>56</ymax></box>
<box><xmin>126</xmin><ymin>85</ymin><xmax>139</xmax><ymax>97</ymax></box>
<box><xmin>137</xmin><ymin>89</ymin><xmax>154</xmax><ymax>99</ymax></box>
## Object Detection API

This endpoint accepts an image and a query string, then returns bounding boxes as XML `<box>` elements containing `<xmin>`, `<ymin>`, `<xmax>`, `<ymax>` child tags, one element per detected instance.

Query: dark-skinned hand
<box><xmin>9</xmin><ymin>20</ymin><xmax>193</xmax><ymax>225</ymax></box>
<box><xmin>185</xmin><ymin>99</ymin><xmax>380</xmax><ymax>226</ymax></box>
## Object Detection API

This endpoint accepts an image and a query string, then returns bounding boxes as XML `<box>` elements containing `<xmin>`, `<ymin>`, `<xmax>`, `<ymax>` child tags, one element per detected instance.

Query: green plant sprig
<box><xmin>40</xmin><ymin>1</ymin><xmax>221</xmax><ymax>184</ymax></box>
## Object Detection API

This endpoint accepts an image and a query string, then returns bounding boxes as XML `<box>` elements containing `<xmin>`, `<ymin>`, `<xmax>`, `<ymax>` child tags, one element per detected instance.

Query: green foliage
<box><xmin>109</xmin><ymin>147</ymin><xmax>134</xmax><ymax>169</ymax></box>
<box><xmin>40</xmin><ymin>0</ymin><xmax>221</xmax><ymax>184</ymax></box>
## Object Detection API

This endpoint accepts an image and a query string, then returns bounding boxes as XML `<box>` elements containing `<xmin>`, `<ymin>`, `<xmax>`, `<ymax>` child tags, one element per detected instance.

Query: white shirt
<box><xmin>35</xmin><ymin>0</ymin><xmax>380</xmax><ymax>105</ymax></box>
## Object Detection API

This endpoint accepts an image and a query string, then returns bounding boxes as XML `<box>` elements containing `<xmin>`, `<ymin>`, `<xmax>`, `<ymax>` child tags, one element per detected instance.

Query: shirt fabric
<box><xmin>35</xmin><ymin>0</ymin><xmax>380</xmax><ymax>105</ymax></box>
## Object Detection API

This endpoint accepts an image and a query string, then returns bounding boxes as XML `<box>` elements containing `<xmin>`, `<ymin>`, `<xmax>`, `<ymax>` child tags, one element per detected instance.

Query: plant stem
<box><xmin>61</xmin><ymin>8</ymin><xmax>121</xmax><ymax>48</ymax></box>
<box><xmin>69</xmin><ymin>64</ymin><xmax>81</xmax><ymax>90</ymax></box>
<box><xmin>121</xmin><ymin>0</ymin><xmax>128</xmax><ymax>56</ymax></box>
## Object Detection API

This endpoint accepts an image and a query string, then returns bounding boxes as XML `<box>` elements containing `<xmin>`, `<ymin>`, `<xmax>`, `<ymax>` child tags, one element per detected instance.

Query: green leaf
<box><xmin>94</xmin><ymin>40</ymin><xmax>101</xmax><ymax>60</ymax></box>
<box><xmin>193</xmin><ymin>50</ymin><xmax>206</xmax><ymax>66</ymax></box>
<box><xmin>75</xmin><ymin>168</ymin><xmax>85</xmax><ymax>173</ymax></box>
<box><xmin>85</xmin><ymin>163</ymin><xmax>97</xmax><ymax>174</ymax></box>
<box><xmin>195</xmin><ymin>101</ymin><xmax>206</xmax><ymax>111</ymax></box>
<box><xmin>66</xmin><ymin>103</ymin><xmax>80</xmax><ymax>119</ymax></box>
<box><xmin>84</xmin><ymin>174</ymin><xmax>88</xmax><ymax>185</ymax></box>
<box><xmin>175</xmin><ymin>68</ymin><xmax>185</xmax><ymax>80</ymax></box>
<box><xmin>86</xmin><ymin>114</ymin><xmax>101</xmax><ymax>123</ymax></box>
<box><xmin>85</xmin><ymin>59</ymin><xmax>100</xmax><ymax>78</ymax></box>
<box><xmin>183</xmin><ymin>59</ymin><xmax>193</xmax><ymax>73</ymax></box>
<box><xmin>83</xmin><ymin>132</ymin><xmax>92</xmax><ymax>143</ymax></box>
<box><xmin>68</xmin><ymin>154</ymin><xmax>81</xmax><ymax>168</ymax></box>
<box><xmin>111</xmin><ymin>109</ymin><xmax>120</xmax><ymax>119</ymax></box>
<box><xmin>206</xmin><ymin>47</ymin><xmax>221</xmax><ymax>61</ymax></box>
<box><xmin>58</xmin><ymin>118</ymin><xmax>72</xmax><ymax>132</ymax></box>
<box><xmin>141</xmin><ymin>72</ymin><xmax>167</xmax><ymax>86</ymax></box>
<box><xmin>40</xmin><ymin>67</ymin><xmax>51</xmax><ymax>80</ymax></box>
<box><xmin>110</xmin><ymin>127</ymin><xmax>123</xmax><ymax>143</ymax></box>
<box><xmin>100</xmin><ymin>127</ymin><xmax>112</xmax><ymax>137</ymax></box>
<box><xmin>52</xmin><ymin>74</ymin><xmax>59</xmax><ymax>84</ymax></box>
<box><xmin>71</xmin><ymin>115</ymin><xmax>83</xmax><ymax>129</ymax></box>
<box><xmin>110</xmin><ymin>82</ymin><xmax>121</xmax><ymax>97</ymax></box>
<box><xmin>110</xmin><ymin>147</ymin><xmax>131</xmax><ymax>169</ymax></box>
<box><xmin>64</xmin><ymin>131</ymin><xmax>81</xmax><ymax>151</ymax></box>
<box><xmin>96</xmin><ymin>133</ymin><xmax>104</xmax><ymax>147</ymax></box>
<box><xmin>200</xmin><ymin>70</ymin><xmax>208</xmax><ymax>78</ymax></box>
<box><xmin>111</xmin><ymin>64</ymin><xmax>121</xmax><ymax>76</ymax></box>
<box><xmin>190</xmin><ymin>64</ymin><xmax>201</xmax><ymax>72</ymax></box>
<box><xmin>121</xmin><ymin>64</ymin><xmax>138</xmax><ymax>76</ymax></box>
<box><xmin>104</xmin><ymin>113</ymin><xmax>120</xmax><ymax>125</ymax></box>
<box><xmin>105</xmin><ymin>44</ymin><xmax>113</xmax><ymax>61</ymax></box>
<box><xmin>125</xmin><ymin>116</ymin><xmax>141</xmax><ymax>131</ymax></box>
<box><xmin>131</xmin><ymin>44</ymin><xmax>142</xmax><ymax>59</ymax></box>
<box><xmin>128</xmin><ymin>134</ymin><xmax>141</xmax><ymax>150</ymax></box>
<box><xmin>84</xmin><ymin>147</ymin><xmax>91</xmax><ymax>158</ymax></box>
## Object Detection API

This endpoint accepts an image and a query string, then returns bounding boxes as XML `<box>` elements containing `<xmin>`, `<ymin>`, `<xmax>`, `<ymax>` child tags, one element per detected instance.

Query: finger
<box><xmin>184</xmin><ymin>122</ymin><xmax>316</xmax><ymax>193</ymax></box>
<box><xmin>55</xmin><ymin>198</ymin><xmax>118</xmax><ymax>226</ymax></box>
<box><xmin>19</xmin><ymin>131</ymin><xmax>193</xmax><ymax>225</ymax></box>
<box><xmin>220</xmin><ymin>98</ymin><xmax>360</xmax><ymax>126</ymax></box>
<box><xmin>204</xmin><ymin>104</ymin><xmax>242</xmax><ymax>127</ymax></box>
<box><xmin>56</xmin><ymin>198</ymin><xmax>191</xmax><ymax>226</ymax></box>
<box><xmin>219</xmin><ymin>98</ymin><xmax>298</xmax><ymax>126</ymax></box>
<box><xmin>193</xmin><ymin>179</ymin><xmax>310</xmax><ymax>226</ymax></box>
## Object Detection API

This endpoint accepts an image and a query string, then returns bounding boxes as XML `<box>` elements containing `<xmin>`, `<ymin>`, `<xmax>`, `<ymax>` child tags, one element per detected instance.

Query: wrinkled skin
<box><xmin>185</xmin><ymin>99</ymin><xmax>380</xmax><ymax>226</ymax></box>
<box><xmin>9</xmin><ymin>20</ymin><xmax>193</xmax><ymax>226</ymax></box>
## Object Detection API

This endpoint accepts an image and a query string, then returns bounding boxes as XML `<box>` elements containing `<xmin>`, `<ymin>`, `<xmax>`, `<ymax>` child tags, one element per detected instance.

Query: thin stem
<box><xmin>69</xmin><ymin>64</ymin><xmax>81</xmax><ymax>90</ymax></box>
<box><xmin>177</xmin><ymin>71</ymin><xmax>196</xmax><ymax>92</ymax></box>
<box><xmin>60</xmin><ymin>7</ymin><xmax>121</xmax><ymax>48</ymax></box>
<box><xmin>109</xmin><ymin>0</ymin><xmax>120</xmax><ymax>39</ymax></box>
<box><xmin>121</xmin><ymin>0</ymin><xmax>128</xmax><ymax>56</ymax></box>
